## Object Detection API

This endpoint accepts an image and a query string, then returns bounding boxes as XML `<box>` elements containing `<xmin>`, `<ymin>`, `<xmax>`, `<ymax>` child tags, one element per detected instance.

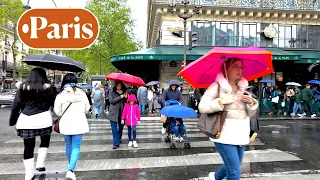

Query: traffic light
<box><xmin>189</xmin><ymin>31</ymin><xmax>197</xmax><ymax>50</ymax></box>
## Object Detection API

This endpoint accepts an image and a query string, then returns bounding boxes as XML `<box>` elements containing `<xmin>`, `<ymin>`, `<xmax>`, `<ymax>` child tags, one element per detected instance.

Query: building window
<box><xmin>192</xmin><ymin>21</ymin><xmax>212</xmax><ymax>46</ymax></box>
<box><xmin>214</xmin><ymin>21</ymin><xmax>236</xmax><ymax>46</ymax></box>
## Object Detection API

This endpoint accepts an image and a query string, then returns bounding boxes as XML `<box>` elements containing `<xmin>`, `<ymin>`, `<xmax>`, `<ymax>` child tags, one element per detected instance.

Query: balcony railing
<box><xmin>153</xmin><ymin>0</ymin><xmax>320</xmax><ymax>11</ymax></box>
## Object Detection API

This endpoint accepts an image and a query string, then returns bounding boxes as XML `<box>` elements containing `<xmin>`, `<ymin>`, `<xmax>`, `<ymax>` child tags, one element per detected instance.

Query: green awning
<box><xmin>265</xmin><ymin>48</ymin><xmax>301</xmax><ymax>61</ymax></box>
<box><xmin>286</xmin><ymin>50</ymin><xmax>320</xmax><ymax>64</ymax></box>
<box><xmin>111</xmin><ymin>46</ymin><xmax>302</xmax><ymax>62</ymax></box>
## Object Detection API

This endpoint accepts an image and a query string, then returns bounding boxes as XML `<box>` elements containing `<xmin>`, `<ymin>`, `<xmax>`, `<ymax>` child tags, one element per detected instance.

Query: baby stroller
<box><xmin>162</xmin><ymin>100</ymin><xmax>191</xmax><ymax>150</ymax></box>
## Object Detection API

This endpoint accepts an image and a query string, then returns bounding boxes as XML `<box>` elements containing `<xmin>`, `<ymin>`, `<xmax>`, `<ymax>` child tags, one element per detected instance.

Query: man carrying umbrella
<box><xmin>161</xmin><ymin>80</ymin><xmax>182</xmax><ymax>134</ymax></box>
<box><xmin>299</xmin><ymin>84</ymin><xmax>316</xmax><ymax>118</ymax></box>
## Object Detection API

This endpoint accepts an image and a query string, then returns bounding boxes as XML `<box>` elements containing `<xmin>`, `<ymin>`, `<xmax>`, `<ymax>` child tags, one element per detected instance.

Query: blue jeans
<box><xmin>293</xmin><ymin>103</ymin><xmax>303</xmax><ymax>114</ymax></box>
<box><xmin>110</xmin><ymin>121</ymin><xmax>120</xmax><ymax>146</ymax></box>
<box><xmin>285</xmin><ymin>101</ymin><xmax>292</xmax><ymax>114</ymax></box>
<box><xmin>94</xmin><ymin>106</ymin><xmax>101</xmax><ymax>116</ymax></box>
<box><xmin>172</xmin><ymin>125</ymin><xmax>186</xmax><ymax>137</ymax></box>
<box><xmin>63</xmin><ymin>135</ymin><xmax>83</xmax><ymax>171</ymax></box>
<box><xmin>128</xmin><ymin>126</ymin><xmax>137</xmax><ymax>141</ymax></box>
<box><xmin>214</xmin><ymin>142</ymin><xmax>246</xmax><ymax>180</ymax></box>
<box><xmin>263</xmin><ymin>98</ymin><xmax>270</xmax><ymax>112</ymax></box>
<box><xmin>139</xmin><ymin>103</ymin><xmax>145</xmax><ymax>113</ymax></box>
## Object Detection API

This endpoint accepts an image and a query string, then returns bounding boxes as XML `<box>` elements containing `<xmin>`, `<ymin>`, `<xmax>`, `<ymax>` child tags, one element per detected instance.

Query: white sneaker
<box><xmin>284</xmin><ymin>112</ymin><xmax>287</xmax><ymax>116</ymax></box>
<box><xmin>297</xmin><ymin>113</ymin><xmax>303</xmax><ymax>117</ymax></box>
<box><xmin>133</xmin><ymin>141</ymin><xmax>138</xmax><ymax>148</ymax></box>
<box><xmin>66</xmin><ymin>171</ymin><xmax>76</xmax><ymax>180</ymax></box>
<box><xmin>173</xmin><ymin>136</ymin><xmax>179</xmax><ymax>142</ymax></box>
<box><xmin>161</xmin><ymin>127</ymin><xmax>166</xmax><ymax>134</ymax></box>
<box><xmin>208</xmin><ymin>172</ymin><xmax>216</xmax><ymax>180</ymax></box>
<box><xmin>302</xmin><ymin>113</ymin><xmax>307</xmax><ymax>116</ymax></box>
<box><xmin>128</xmin><ymin>141</ymin><xmax>133</xmax><ymax>147</ymax></box>
<box><xmin>290</xmin><ymin>113</ymin><xmax>295</xmax><ymax>117</ymax></box>
<box><xmin>179</xmin><ymin>136</ymin><xmax>184</xmax><ymax>142</ymax></box>
<box><xmin>311</xmin><ymin>114</ymin><xmax>316</xmax><ymax>118</ymax></box>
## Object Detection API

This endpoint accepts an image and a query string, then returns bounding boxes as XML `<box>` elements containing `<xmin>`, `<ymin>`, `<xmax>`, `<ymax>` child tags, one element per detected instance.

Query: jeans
<box><xmin>285</xmin><ymin>101</ymin><xmax>291</xmax><ymax>114</ymax></box>
<box><xmin>128</xmin><ymin>126</ymin><xmax>137</xmax><ymax>141</ymax></box>
<box><xmin>293</xmin><ymin>103</ymin><xmax>303</xmax><ymax>114</ymax></box>
<box><xmin>172</xmin><ymin>125</ymin><xmax>186</xmax><ymax>137</ymax></box>
<box><xmin>110</xmin><ymin>121</ymin><xmax>120</xmax><ymax>146</ymax></box>
<box><xmin>214</xmin><ymin>142</ymin><xmax>246</xmax><ymax>180</ymax></box>
<box><xmin>63</xmin><ymin>135</ymin><xmax>83</xmax><ymax>171</ymax></box>
<box><xmin>263</xmin><ymin>98</ymin><xmax>270</xmax><ymax>112</ymax></box>
<box><xmin>94</xmin><ymin>106</ymin><xmax>101</xmax><ymax>116</ymax></box>
<box><xmin>311</xmin><ymin>100</ymin><xmax>320</xmax><ymax>112</ymax></box>
<box><xmin>139</xmin><ymin>103</ymin><xmax>145</xmax><ymax>113</ymax></box>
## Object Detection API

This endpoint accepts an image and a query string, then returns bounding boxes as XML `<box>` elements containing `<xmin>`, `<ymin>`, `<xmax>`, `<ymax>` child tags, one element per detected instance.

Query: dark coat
<box><xmin>301</xmin><ymin>87</ymin><xmax>314</xmax><ymax>102</ymax></box>
<box><xmin>108</xmin><ymin>90</ymin><xmax>125</xmax><ymax>122</ymax></box>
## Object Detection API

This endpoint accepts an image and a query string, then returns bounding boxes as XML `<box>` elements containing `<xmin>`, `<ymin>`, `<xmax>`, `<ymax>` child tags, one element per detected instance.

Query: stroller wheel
<box><xmin>184</xmin><ymin>142</ymin><xmax>191</xmax><ymax>149</ymax></box>
<box><xmin>170</xmin><ymin>143</ymin><xmax>176</xmax><ymax>150</ymax></box>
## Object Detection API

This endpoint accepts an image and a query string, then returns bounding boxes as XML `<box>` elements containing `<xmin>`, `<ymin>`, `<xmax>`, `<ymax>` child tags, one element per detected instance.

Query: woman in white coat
<box><xmin>199</xmin><ymin>57</ymin><xmax>258</xmax><ymax>180</ymax></box>
<box><xmin>54</xmin><ymin>73</ymin><xmax>90</xmax><ymax>180</ymax></box>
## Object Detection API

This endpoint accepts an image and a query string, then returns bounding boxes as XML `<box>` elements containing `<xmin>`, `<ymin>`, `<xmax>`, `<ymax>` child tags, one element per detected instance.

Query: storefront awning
<box><xmin>265</xmin><ymin>48</ymin><xmax>301</xmax><ymax>61</ymax></box>
<box><xmin>286</xmin><ymin>50</ymin><xmax>320</xmax><ymax>64</ymax></box>
<box><xmin>111</xmin><ymin>46</ymin><xmax>302</xmax><ymax>62</ymax></box>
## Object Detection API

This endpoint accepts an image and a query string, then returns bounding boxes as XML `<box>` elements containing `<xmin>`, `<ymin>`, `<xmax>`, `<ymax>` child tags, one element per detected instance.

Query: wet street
<box><xmin>0</xmin><ymin>107</ymin><xmax>319</xmax><ymax>180</ymax></box>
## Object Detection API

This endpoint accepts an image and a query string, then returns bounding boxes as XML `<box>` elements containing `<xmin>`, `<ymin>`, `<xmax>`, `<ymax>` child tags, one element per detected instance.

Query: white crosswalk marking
<box><xmin>0</xmin><ymin>117</ymin><xmax>319</xmax><ymax>179</ymax></box>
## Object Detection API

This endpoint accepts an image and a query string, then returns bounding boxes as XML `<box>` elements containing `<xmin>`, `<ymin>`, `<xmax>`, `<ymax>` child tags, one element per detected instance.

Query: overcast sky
<box><xmin>22</xmin><ymin>0</ymin><xmax>148</xmax><ymax>47</ymax></box>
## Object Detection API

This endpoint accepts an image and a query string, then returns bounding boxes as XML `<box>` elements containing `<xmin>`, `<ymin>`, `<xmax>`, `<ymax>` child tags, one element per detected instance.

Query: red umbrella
<box><xmin>106</xmin><ymin>73</ymin><xmax>145</xmax><ymax>86</ymax></box>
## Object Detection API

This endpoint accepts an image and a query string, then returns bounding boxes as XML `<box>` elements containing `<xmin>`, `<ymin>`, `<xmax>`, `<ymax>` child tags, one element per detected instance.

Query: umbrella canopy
<box><xmin>260</xmin><ymin>79</ymin><xmax>275</xmax><ymax>83</ymax></box>
<box><xmin>146</xmin><ymin>81</ymin><xmax>160</xmax><ymax>86</ymax></box>
<box><xmin>308</xmin><ymin>80</ymin><xmax>320</xmax><ymax>85</ymax></box>
<box><xmin>285</xmin><ymin>82</ymin><xmax>301</xmax><ymax>86</ymax></box>
<box><xmin>160</xmin><ymin>105</ymin><xmax>197</xmax><ymax>118</ymax></box>
<box><xmin>178</xmin><ymin>47</ymin><xmax>273</xmax><ymax>88</ymax></box>
<box><xmin>307</xmin><ymin>63</ymin><xmax>319</xmax><ymax>73</ymax></box>
<box><xmin>23</xmin><ymin>54</ymin><xmax>85</xmax><ymax>72</ymax></box>
<box><xmin>106</xmin><ymin>73</ymin><xmax>145</xmax><ymax>87</ymax></box>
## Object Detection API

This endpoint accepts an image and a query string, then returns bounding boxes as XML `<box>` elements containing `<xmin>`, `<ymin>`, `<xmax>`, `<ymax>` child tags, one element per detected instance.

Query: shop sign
<box><xmin>273</xmin><ymin>56</ymin><xmax>290</xmax><ymax>60</ymax></box>
<box><xmin>6</xmin><ymin>72</ymin><xmax>12</xmax><ymax>77</ymax></box>
<box><xmin>170</xmin><ymin>61</ymin><xmax>177</xmax><ymax>67</ymax></box>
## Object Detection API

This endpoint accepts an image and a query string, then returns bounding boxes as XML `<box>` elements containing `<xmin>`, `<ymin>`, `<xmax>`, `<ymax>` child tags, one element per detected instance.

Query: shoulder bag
<box><xmin>197</xmin><ymin>83</ymin><xmax>227</xmax><ymax>139</ymax></box>
<box><xmin>54</xmin><ymin>103</ymin><xmax>72</xmax><ymax>133</ymax></box>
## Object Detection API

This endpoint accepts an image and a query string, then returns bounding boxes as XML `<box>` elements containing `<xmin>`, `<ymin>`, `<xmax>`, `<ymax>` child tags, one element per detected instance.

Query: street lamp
<box><xmin>90</xmin><ymin>50</ymin><xmax>103</xmax><ymax>75</ymax></box>
<box><xmin>169</xmin><ymin>1</ymin><xmax>201</xmax><ymax>67</ymax></box>
<box><xmin>23</xmin><ymin>0</ymin><xmax>58</xmax><ymax>54</ymax></box>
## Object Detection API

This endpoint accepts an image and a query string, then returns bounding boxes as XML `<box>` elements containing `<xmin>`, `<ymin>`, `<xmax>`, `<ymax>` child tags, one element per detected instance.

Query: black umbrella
<box><xmin>23</xmin><ymin>54</ymin><xmax>85</xmax><ymax>72</ymax></box>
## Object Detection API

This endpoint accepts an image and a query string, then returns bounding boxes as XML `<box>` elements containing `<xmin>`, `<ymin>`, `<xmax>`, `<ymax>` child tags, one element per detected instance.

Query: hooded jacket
<box><xmin>54</xmin><ymin>86</ymin><xmax>90</xmax><ymax>135</ymax></box>
<box><xmin>92</xmin><ymin>86</ymin><xmax>104</xmax><ymax>107</ymax></box>
<box><xmin>121</xmin><ymin>94</ymin><xmax>140</xmax><ymax>126</ymax></box>
<box><xmin>161</xmin><ymin>80</ymin><xmax>182</xmax><ymax>105</ymax></box>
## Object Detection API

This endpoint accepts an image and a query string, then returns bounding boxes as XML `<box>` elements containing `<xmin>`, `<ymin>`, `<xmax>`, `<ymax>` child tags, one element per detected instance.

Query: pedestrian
<box><xmin>137</xmin><ymin>86</ymin><xmax>148</xmax><ymax>114</ymax></box>
<box><xmin>299</xmin><ymin>84</ymin><xmax>316</xmax><ymax>118</ymax></box>
<box><xmin>86</xmin><ymin>88</ymin><xmax>93</xmax><ymax>114</ymax></box>
<box><xmin>153</xmin><ymin>85</ymin><xmax>162</xmax><ymax>115</ymax></box>
<box><xmin>54</xmin><ymin>73</ymin><xmax>90</xmax><ymax>180</ymax></box>
<box><xmin>284</xmin><ymin>86</ymin><xmax>295</xmax><ymax>116</ymax></box>
<box><xmin>311</xmin><ymin>86</ymin><xmax>320</xmax><ymax>113</ymax></box>
<box><xmin>121</xmin><ymin>94</ymin><xmax>141</xmax><ymax>148</ymax></box>
<box><xmin>161</xmin><ymin>80</ymin><xmax>182</xmax><ymax>134</ymax></box>
<box><xmin>291</xmin><ymin>87</ymin><xmax>303</xmax><ymax>117</ymax></box>
<box><xmin>104</xmin><ymin>84</ymin><xmax>110</xmax><ymax>113</ymax></box>
<box><xmin>262</xmin><ymin>83</ymin><xmax>271</xmax><ymax>114</ymax></box>
<box><xmin>198</xmin><ymin>57</ymin><xmax>258</xmax><ymax>180</ymax></box>
<box><xmin>91</xmin><ymin>85</ymin><xmax>104</xmax><ymax>118</ymax></box>
<box><xmin>270</xmin><ymin>86</ymin><xmax>280</xmax><ymax>115</ymax></box>
<box><xmin>147</xmin><ymin>86</ymin><xmax>154</xmax><ymax>115</ymax></box>
<box><xmin>9</xmin><ymin>68</ymin><xmax>57</xmax><ymax>180</ymax></box>
<box><xmin>108</xmin><ymin>81</ymin><xmax>127</xmax><ymax>149</ymax></box>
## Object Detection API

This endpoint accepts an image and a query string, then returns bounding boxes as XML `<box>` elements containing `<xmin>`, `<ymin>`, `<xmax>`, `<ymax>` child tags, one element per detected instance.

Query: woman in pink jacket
<box><xmin>121</xmin><ymin>94</ymin><xmax>141</xmax><ymax>148</ymax></box>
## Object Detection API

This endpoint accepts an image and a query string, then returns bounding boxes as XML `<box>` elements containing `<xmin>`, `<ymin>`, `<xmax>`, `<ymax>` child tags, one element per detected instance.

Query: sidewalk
<box><xmin>244</xmin><ymin>174</ymin><xmax>320</xmax><ymax>180</ymax></box>
<box><xmin>259</xmin><ymin>114</ymin><xmax>320</xmax><ymax>120</ymax></box>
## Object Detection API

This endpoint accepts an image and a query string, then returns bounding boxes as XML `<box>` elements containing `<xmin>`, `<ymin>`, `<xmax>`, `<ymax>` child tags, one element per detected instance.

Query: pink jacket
<box><xmin>121</xmin><ymin>94</ymin><xmax>141</xmax><ymax>126</ymax></box>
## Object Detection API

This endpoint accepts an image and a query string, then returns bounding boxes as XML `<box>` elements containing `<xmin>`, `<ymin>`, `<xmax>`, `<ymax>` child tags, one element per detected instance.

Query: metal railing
<box><xmin>153</xmin><ymin>0</ymin><xmax>320</xmax><ymax>11</ymax></box>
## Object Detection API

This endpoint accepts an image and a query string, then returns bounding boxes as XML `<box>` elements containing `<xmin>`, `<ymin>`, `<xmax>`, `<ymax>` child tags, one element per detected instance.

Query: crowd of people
<box><xmin>9</xmin><ymin>57</ymin><xmax>263</xmax><ymax>180</ymax></box>
<box><xmin>261</xmin><ymin>83</ymin><xmax>319</xmax><ymax>118</ymax></box>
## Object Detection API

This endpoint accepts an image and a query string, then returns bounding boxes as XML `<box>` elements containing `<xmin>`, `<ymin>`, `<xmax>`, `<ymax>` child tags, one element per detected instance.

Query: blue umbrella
<box><xmin>160</xmin><ymin>105</ymin><xmax>197</xmax><ymax>118</ymax></box>
<box><xmin>259</xmin><ymin>79</ymin><xmax>274</xmax><ymax>83</ymax></box>
<box><xmin>308</xmin><ymin>80</ymin><xmax>320</xmax><ymax>85</ymax></box>
<box><xmin>146</xmin><ymin>81</ymin><xmax>160</xmax><ymax>86</ymax></box>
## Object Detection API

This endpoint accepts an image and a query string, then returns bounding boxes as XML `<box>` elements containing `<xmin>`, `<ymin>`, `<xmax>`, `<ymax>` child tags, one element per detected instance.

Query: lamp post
<box><xmin>169</xmin><ymin>1</ymin><xmax>201</xmax><ymax>68</ymax></box>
